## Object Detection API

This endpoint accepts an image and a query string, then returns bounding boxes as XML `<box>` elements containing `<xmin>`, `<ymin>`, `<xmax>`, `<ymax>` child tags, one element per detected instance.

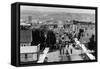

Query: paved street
<box><xmin>46</xmin><ymin>47</ymin><xmax>83</xmax><ymax>62</ymax></box>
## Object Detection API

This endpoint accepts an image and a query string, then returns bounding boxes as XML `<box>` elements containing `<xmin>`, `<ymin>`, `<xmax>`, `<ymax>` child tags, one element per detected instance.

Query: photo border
<box><xmin>12</xmin><ymin>2</ymin><xmax>98</xmax><ymax>67</ymax></box>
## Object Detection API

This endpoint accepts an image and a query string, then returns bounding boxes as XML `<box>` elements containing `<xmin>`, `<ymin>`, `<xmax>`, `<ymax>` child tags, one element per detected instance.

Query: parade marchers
<box><xmin>37</xmin><ymin>38</ymin><xmax>95</xmax><ymax>63</ymax></box>
<box><xmin>20</xmin><ymin>20</ymin><xmax>96</xmax><ymax>63</ymax></box>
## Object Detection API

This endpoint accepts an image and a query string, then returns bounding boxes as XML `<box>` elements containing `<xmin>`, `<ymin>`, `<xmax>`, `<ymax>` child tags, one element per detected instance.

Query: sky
<box><xmin>21</xmin><ymin>5</ymin><xmax>95</xmax><ymax>14</ymax></box>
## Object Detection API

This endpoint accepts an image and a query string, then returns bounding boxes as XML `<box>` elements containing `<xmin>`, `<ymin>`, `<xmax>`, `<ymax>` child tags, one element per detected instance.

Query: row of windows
<box><xmin>20</xmin><ymin>43</ymin><xmax>31</xmax><ymax>46</ymax></box>
<box><xmin>20</xmin><ymin>53</ymin><xmax>37</xmax><ymax>62</ymax></box>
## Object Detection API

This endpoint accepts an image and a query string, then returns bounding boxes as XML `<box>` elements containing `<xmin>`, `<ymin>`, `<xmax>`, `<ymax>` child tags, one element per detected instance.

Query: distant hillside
<box><xmin>21</xmin><ymin>11</ymin><xmax>95</xmax><ymax>23</ymax></box>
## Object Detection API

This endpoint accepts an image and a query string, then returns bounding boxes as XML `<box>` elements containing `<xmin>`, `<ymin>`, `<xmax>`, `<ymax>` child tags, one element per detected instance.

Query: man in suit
<box><xmin>46</xmin><ymin>30</ymin><xmax>56</xmax><ymax>51</ymax></box>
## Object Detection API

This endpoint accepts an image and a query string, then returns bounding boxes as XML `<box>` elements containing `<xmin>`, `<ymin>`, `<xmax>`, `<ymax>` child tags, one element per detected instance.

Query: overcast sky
<box><xmin>21</xmin><ymin>5</ymin><xmax>95</xmax><ymax>14</ymax></box>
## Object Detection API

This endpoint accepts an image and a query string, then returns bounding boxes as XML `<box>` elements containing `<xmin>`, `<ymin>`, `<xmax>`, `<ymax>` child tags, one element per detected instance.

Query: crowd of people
<box><xmin>31</xmin><ymin>25</ymin><xmax>95</xmax><ymax>52</ymax></box>
<box><xmin>19</xmin><ymin>18</ymin><xmax>96</xmax><ymax>61</ymax></box>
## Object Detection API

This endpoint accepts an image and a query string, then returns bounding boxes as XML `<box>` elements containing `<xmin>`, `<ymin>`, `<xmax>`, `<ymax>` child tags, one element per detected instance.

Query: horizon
<box><xmin>21</xmin><ymin>6</ymin><xmax>95</xmax><ymax>14</ymax></box>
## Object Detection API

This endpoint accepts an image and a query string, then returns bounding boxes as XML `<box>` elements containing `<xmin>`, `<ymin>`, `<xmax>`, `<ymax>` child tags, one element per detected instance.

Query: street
<box><xmin>39</xmin><ymin>46</ymin><xmax>84</xmax><ymax>62</ymax></box>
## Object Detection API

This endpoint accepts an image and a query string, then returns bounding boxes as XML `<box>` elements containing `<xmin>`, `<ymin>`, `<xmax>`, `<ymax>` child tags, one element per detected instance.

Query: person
<box><xmin>78</xmin><ymin>29</ymin><xmax>84</xmax><ymax>40</ymax></box>
<box><xmin>59</xmin><ymin>34</ymin><xmax>66</xmax><ymax>56</ymax></box>
<box><xmin>59</xmin><ymin>38</ymin><xmax>63</xmax><ymax>55</ymax></box>
<box><xmin>68</xmin><ymin>44</ymin><xmax>73</xmax><ymax>55</ymax></box>
<box><xmin>31</xmin><ymin>29</ymin><xmax>41</xmax><ymax>45</ymax></box>
<box><xmin>68</xmin><ymin>33</ymin><xmax>74</xmax><ymax>43</ymax></box>
<box><xmin>87</xmin><ymin>35</ymin><xmax>96</xmax><ymax>57</ymax></box>
<box><xmin>44</xmin><ymin>57</ymin><xmax>48</xmax><ymax>63</ymax></box>
<box><xmin>31</xmin><ymin>29</ymin><xmax>46</xmax><ymax>51</ymax></box>
<box><xmin>40</xmin><ymin>29</ymin><xmax>46</xmax><ymax>50</ymax></box>
<box><xmin>46</xmin><ymin>30</ymin><xmax>56</xmax><ymax>50</ymax></box>
<box><xmin>64</xmin><ymin>42</ymin><xmax>69</xmax><ymax>55</ymax></box>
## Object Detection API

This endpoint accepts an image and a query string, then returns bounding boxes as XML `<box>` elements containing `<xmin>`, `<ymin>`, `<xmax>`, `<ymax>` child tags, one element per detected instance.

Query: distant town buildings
<box><xmin>20</xmin><ymin>15</ymin><xmax>96</xmax><ymax>63</ymax></box>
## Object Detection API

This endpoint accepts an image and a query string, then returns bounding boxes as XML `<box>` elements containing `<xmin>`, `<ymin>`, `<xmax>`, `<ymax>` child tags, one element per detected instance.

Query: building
<box><xmin>20</xmin><ymin>30</ymin><xmax>39</xmax><ymax>63</ymax></box>
<box><xmin>73</xmin><ymin>20</ymin><xmax>95</xmax><ymax>43</ymax></box>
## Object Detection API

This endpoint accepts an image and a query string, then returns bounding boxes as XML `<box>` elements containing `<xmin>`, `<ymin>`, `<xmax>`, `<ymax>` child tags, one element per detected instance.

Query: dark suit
<box><xmin>46</xmin><ymin>31</ymin><xmax>56</xmax><ymax>48</ymax></box>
